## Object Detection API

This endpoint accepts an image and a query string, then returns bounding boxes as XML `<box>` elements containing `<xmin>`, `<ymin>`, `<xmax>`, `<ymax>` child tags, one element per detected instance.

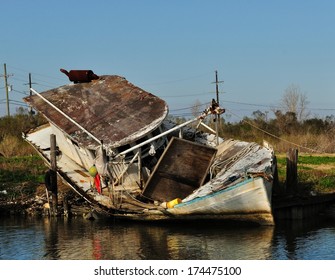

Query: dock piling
<box><xmin>286</xmin><ymin>148</ymin><xmax>298</xmax><ymax>193</ymax></box>
<box><xmin>50</xmin><ymin>134</ymin><xmax>58</xmax><ymax>216</ymax></box>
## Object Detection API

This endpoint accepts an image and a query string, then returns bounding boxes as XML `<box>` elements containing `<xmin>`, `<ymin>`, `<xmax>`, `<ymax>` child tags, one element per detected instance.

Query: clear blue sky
<box><xmin>1</xmin><ymin>0</ymin><xmax>334</xmax><ymax>121</ymax></box>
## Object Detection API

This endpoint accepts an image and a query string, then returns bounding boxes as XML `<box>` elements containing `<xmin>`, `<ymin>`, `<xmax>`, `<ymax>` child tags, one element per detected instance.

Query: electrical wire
<box><xmin>138</xmin><ymin>71</ymin><xmax>213</xmax><ymax>86</ymax></box>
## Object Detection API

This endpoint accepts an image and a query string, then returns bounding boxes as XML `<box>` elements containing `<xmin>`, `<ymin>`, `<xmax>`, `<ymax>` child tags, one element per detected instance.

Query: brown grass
<box><xmin>0</xmin><ymin>135</ymin><xmax>35</xmax><ymax>157</ymax></box>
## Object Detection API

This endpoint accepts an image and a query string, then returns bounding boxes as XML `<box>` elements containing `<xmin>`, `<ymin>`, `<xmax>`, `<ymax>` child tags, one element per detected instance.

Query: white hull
<box><xmin>114</xmin><ymin>177</ymin><xmax>274</xmax><ymax>226</ymax></box>
<box><xmin>168</xmin><ymin>177</ymin><xmax>273</xmax><ymax>225</ymax></box>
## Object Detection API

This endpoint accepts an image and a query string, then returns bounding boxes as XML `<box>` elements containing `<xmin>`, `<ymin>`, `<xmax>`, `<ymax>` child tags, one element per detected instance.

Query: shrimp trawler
<box><xmin>23</xmin><ymin>69</ymin><xmax>276</xmax><ymax>225</ymax></box>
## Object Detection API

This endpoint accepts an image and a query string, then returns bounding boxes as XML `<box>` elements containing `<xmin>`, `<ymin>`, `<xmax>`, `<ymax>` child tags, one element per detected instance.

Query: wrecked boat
<box><xmin>23</xmin><ymin>70</ymin><xmax>276</xmax><ymax>225</ymax></box>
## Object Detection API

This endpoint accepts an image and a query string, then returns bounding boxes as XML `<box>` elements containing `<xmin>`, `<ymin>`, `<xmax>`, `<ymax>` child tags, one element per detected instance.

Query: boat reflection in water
<box><xmin>41</xmin><ymin>218</ymin><xmax>275</xmax><ymax>260</ymax></box>
<box><xmin>2</xmin><ymin>215</ymin><xmax>335</xmax><ymax>260</ymax></box>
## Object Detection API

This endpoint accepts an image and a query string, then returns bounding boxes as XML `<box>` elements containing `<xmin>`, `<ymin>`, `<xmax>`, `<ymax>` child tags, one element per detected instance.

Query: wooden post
<box><xmin>50</xmin><ymin>134</ymin><xmax>58</xmax><ymax>216</ymax></box>
<box><xmin>63</xmin><ymin>195</ymin><xmax>69</xmax><ymax>217</ymax></box>
<box><xmin>286</xmin><ymin>148</ymin><xmax>298</xmax><ymax>193</ymax></box>
<box><xmin>137</xmin><ymin>148</ymin><xmax>142</xmax><ymax>189</ymax></box>
<box><xmin>272</xmin><ymin>155</ymin><xmax>282</xmax><ymax>195</ymax></box>
<box><xmin>2</xmin><ymin>63</ymin><xmax>11</xmax><ymax>116</ymax></box>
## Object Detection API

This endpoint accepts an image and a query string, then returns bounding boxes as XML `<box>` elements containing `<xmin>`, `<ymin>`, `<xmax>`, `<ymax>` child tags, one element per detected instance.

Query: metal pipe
<box><xmin>113</xmin><ymin>151</ymin><xmax>140</xmax><ymax>185</ymax></box>
<box><xmin>117</xmin><ymin>117</ymin><xmax>200</xmax><ymax>158</ymax></box>
<box><xmin>198</xmin><ymin>121</ymin><xmax>217</xmax><ymax>134</ymax></box>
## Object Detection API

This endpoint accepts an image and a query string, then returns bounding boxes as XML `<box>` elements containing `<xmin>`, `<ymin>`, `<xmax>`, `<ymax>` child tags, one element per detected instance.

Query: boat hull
<box><xmin>111</xmin><ymin>177</ymin><xmax>274</xmax><ymax>226</ymax></box>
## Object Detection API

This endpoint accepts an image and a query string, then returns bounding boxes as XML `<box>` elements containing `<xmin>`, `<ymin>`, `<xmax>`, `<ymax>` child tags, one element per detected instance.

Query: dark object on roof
<box><xmin>60</xmin><ymin>69</ymin><xmax>99</xmax><ymax>83</ymax></box>
<box><xmin>24</xmin><ymin>75</ymin><xmax>168</xmax><ymax>149</ymax></box>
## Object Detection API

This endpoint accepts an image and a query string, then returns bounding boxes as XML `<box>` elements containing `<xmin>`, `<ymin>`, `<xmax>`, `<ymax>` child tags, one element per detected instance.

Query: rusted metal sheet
<box><xmin>142</xmin><ymin>137</ymin><xmax>217</xmax><ymax>202</ymax></box>
<box><xmin>24</xmin><ymin>75</ymin><xmax>168</xmax><ymax>149</ymax></box>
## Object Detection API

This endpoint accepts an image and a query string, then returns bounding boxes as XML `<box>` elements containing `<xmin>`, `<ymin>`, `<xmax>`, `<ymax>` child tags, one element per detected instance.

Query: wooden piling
<box><xmin>272</xmin><ymin>155</ymin><xmax>284</xmax><ymax>195</ymax></box>
<box><xmin>286</xmin><ymin>148</ymin><xmax>298</xmax><ymax>193</ymax></box>
<box><xmin>63</xmin><ymin>195</ymin><xmax>69</xmax><ymax>217</ymax></box>
<box><xmin>50</xmin><ymin>134</ymin><xmax>58</xmax><ymax>216</ymax></box>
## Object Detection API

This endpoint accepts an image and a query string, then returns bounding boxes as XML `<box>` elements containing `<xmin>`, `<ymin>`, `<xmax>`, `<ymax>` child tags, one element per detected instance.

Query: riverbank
<box><xmin>0</xmin><ymin>154</ymin><xmax>89</xmax><ymax>217</ymax></box>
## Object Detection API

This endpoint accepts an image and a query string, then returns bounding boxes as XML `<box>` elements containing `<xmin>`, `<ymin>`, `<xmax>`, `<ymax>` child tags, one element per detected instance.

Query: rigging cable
<box><xmin>225</xmin><ymin>108</ymin><xmax>321</xmax><ymax>153</ymax></box>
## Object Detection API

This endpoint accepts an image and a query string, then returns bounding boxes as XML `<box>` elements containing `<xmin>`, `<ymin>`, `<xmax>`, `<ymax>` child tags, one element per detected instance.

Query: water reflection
<box><xmin>1</xmin><ymin>214</ymin><xmax>335</xmax><ymax>260</ymax></box>
<box><xmin>42</xmin><ymin>219</ymin><xmax>276</xmax><ymax>260</ymax></box>
<box><xmin>271</xmin><ymin>216</ymin><xmax>335</xmax><ymax>260</ymax></box>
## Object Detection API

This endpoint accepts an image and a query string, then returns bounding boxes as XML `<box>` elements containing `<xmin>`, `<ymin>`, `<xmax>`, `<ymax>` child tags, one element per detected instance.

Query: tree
<box><xmin>252</xmin><ymin>110</ymin><xmax>266</xmax><ymax>122</ymax></box>
<box><xmin>274</xmin><ymin>110</ymin><xmax>298</xmax><ymax>135</ymax></box>
<box><xmin>280</xmin><ymin>84</ymin><xmax>310</xmax><ymax>122</ymax></box>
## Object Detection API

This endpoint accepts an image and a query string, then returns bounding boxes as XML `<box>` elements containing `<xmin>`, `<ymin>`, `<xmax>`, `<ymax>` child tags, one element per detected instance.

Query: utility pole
<box><xmin>215</xmin><ymin>70</ymin><xmax>219</xmax><ymax>106</ymax></box>
<box><xmin>29</xmin><ymin>73</ymin><xmax>32</xmax><ymax>96</ymax></box>
<box><xmin>1</xmin><ymin>63</ymin><xmax>13</xmax><ymax>117</ymax></box>
<box><xmin>28</xmin><ymin>73</ymin><xmax>36</xmax><ymax>115</ymax></box>
<box><xmin>29</xmin><ymin>73</ymin><xmax>32</xmax><ymax>114</ymax></box>
<box><xmin>213</xmin><ymin>70</ymin><xmax>224</xmax><ymax>106</ymax></box>
<box><xmin>212</xmin><ymin>70</ymin><xmax>224</xmax><ymax>144</ymax></box>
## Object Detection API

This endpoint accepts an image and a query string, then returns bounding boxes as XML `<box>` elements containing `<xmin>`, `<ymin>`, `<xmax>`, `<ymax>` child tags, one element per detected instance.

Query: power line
<box><xmin>161</xmin><ymin>91</ymin><xmax>213</xmax><ymax>98</ymax></box>
<box><xmin>7</xmin><ymin>65</ymin><xmax>66</xmax><ymax>82</ymax></box>
<box><xmin>170</xmin><ymin>101</ymin><xmax>210</xmax><ymax>112</ymax></box>
<box><xmin>138</xmin><ymin>71</ymin><xmax>213</xmax><ymax>86</ymax></box>
<box><xmin>12</xmin><ymin>89</ymin><xmax>28</xmax><ymax>95</ymax></box>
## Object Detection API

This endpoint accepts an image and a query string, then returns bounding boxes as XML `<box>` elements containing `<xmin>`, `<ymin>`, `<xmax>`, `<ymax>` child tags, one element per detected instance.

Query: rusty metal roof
<box><xmin>24</xmin><ymin>75</ymin><xmax>168</xmax><ymax>149</ymax></box>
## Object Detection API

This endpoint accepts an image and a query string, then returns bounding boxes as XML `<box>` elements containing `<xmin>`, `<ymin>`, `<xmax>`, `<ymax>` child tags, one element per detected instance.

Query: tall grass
<box><xmin>218</xmin><ymin>119</ymin><xmax>335</xmax><ymax>154</ymax></box>
<box><xmin>0</xmin><ymin>111</ymin><xmax>46</xmax><ymax>158</ymax></box>
<box><xmin>271</xmin><ymin>133</ymin><xmax>335</xmax><ymax>154</ymax></box>
<box><xmin>0</xmin><ymin>134</ymin><xmax>35</xmax><ymax>157</ymax></box>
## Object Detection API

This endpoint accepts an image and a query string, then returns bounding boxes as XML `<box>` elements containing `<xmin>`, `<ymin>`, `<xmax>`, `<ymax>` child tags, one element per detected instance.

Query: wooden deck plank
<box><xmin>143</xmin><ymin>137</ymin><xmax>217</xmax><ymax>202</ymax></box>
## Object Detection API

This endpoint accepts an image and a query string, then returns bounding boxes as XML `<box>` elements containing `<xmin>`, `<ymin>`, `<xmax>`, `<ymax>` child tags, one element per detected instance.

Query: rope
<box><xmin>225</xmin><ymin>108</ymin><xmax>321</xmax><ymax>153</ymax></box>
<box><xmin>210</xmin><ymin>142</ymin><xmax>258</xmax><ymax>178</ymax></box>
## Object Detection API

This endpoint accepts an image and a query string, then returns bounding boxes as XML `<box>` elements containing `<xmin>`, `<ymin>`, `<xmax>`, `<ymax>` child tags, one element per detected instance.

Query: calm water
<box><xmin>1</xmin><ymin>212</ymin><xmax>335</xmax><ymax>260</ymax></box>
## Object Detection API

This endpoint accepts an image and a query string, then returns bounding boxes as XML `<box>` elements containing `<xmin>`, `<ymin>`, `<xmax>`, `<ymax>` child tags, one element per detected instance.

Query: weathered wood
<box><xmin>143</xmin><ymin>137</ymin><xmax>217</xmax><ymax>202</ymax></box>
<box><xmin>24</xmin><ymin>76</ymin><xmax>168</xmax><ymax>149</ymax></box>
<box><xmin>273</xmin><ymin>192</ymin><xmax>335</xmax><ymax>220</ymax></box>
<box><xmin>286</xmin><ymin>148</ymin><xmax>298</xmax><ymax>193</ymax></box>
<box><xmin>272</xmin><ymin>155</ymin><xmax>284</xmax><ymax>195</ymax></box>
<box><xmin>50</xmin><ymin>134</ymin><xmax>58</xmax><ymax>216</ymax></box>
<box><xmin>63</xmin><ymin>195</ymin><xmax>69</xmax><ymax>217</ymax></box>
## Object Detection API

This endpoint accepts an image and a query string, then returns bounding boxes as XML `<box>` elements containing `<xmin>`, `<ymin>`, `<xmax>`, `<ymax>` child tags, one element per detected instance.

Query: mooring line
<box><xmin>225</xmin><ymin>108</ymin><xmax>321</xmax><ymax>153</ymax></box>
